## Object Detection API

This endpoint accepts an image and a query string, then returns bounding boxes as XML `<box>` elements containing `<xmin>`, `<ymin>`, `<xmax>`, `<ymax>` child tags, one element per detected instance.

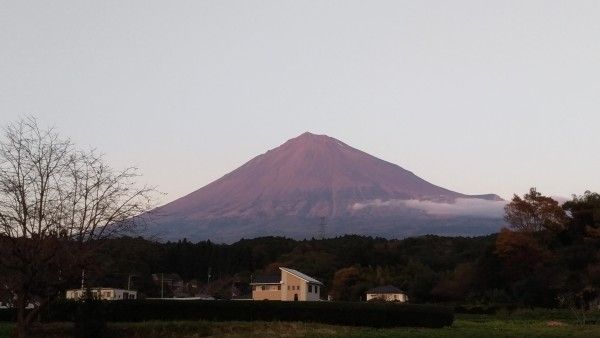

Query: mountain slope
<box><xmin>148</xmin><ymin>132</ymin><xmax>504</xmax><ymax>242</ymax></box>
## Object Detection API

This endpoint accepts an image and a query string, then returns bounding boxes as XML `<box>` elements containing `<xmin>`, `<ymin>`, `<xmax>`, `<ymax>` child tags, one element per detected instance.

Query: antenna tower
<box><xmin>317</xmin><ymin>217</ymin><xmax>327</xmax><ymax>240</ymax></box>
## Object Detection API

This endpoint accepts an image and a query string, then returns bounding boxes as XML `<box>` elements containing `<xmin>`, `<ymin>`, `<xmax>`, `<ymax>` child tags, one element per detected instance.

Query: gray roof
<box><xmin>366</xmin><ymin>285</ymin><xmax>405</xmax><ymax>294</ymax></box>
<box><xmin>280</xmin><ymin>267</ymin><xmax>323</xmax><ymax>285</ymax></box>
<box><xmin>250</xmin><ymin>275</ymin><xmax>281</xmax><ymax>285</ymax></box>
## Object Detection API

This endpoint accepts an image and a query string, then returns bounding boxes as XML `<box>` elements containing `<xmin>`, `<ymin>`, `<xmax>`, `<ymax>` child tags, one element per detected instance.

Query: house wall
<box><xmin>280</xmin><ymin>271</ymin><xmax>322</xmax><ymax>301</ymax></box>
<box><xmin>305</xmin><ymin>283</ymin><xmax>321</xmax><ymax>301</ymax></box>
<box><xmin>366</xmin><ymin>293</ymin><xmax>407</xmax><ymax>302</ymax></box>
<box><xmin>66</xmin><ymin>289</ymin><xmax>137</xmax><ymax>301</ymax></box>
<box><xmin>66</xmin><ymin>290</ymin><xmax>78</xmax><ymax>300</ymax></box>
<box><xmin>281</xmin><ymin>271</ymin><xmax>305</xmax><ymax>301</ymax></box>
<box><xmin>251</xmin><ymin>284</ymin><xmax>282</xmax><ymax>300</ymax></box>
<box><xmin>250</xmin><ymin>270</ymin><xmax>323</xmax><ymax>302</ymax></box>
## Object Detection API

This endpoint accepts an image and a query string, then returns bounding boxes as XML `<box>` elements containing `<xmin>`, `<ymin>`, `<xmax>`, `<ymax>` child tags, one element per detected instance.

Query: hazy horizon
<box><xmin>2</xmin><ymin>1</ymin><xmax>599</xmax><ymax>205</ymax></box>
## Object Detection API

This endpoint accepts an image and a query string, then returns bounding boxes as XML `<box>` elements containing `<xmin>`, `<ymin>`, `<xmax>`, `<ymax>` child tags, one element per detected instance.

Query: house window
<box><xmin>308</xmin><ymin>285</ymin><xmax>313</xmax><ymax>293</ymax></box>
<box><xmin>261</xmin><ymin>286</ymin><xmax>266</xmax><ymax>291</ymax></box>
<box><xmin>277</xmin><ymin>285</ymin><xmax>281</xmax><ymax>290</ymax></box>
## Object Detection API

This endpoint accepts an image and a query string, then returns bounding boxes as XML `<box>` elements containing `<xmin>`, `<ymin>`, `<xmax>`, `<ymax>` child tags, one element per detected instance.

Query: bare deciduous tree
<box><xmin>0</xmin><ymin>118</ymin><xmax>155</xmax><ymax>337</ymax></box>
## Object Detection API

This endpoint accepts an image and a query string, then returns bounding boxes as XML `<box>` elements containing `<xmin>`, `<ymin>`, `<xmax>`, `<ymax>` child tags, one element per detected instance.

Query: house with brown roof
<box><xmin>251</xmin><ymin>267</ymin><xmax>323</xmax><ymax>301</ymax></box>
<box><xmin>366</xmin><ymin>285</ymin><xmax>408</xmax><ymax>302</ymax></box>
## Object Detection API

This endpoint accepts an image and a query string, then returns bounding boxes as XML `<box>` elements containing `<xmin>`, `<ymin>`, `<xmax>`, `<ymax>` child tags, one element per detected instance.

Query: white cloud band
<box><xmin>351</xmin><ymin>198</ymin><xmax>507</xmax><ymax>218</ymax></box>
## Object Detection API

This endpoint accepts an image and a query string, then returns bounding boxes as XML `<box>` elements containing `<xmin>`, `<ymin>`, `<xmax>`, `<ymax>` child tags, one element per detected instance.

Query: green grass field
<box><xmin>2</xmin><ymin>312</ymin><xmax>600</xmax><ymax>337</ymax></box>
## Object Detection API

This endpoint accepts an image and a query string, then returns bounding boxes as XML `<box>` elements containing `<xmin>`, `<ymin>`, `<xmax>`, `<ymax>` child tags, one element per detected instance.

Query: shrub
<box><xmin>455</xmin><ymin>304</ymin><xmax>498</xmax><ymax>315</ymax></box>
<box><xmin>73</xmin><ymin>298</ymin><xmax>106</xmax><ymax>338</ymax></box>
<box><xmin>0</xmin><ymin>309</ymin><xmax>15</xmax><ymax>322</ymax></box>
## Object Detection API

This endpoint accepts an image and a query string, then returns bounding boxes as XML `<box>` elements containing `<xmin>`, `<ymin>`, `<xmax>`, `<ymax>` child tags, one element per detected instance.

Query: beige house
<box><xmin>251</xmin><ymin>267</ymin><xmax>323</xmax><ymax>301</ymax></box>
<box><xmin>66</xmin><ymin>288</ymin><xmax>137</xmax><ymax>301</ymax></box>
<box><xmin>366</xmin><ymin>285</ymin><xmax>408</xmax><ymax>302</ymax></box>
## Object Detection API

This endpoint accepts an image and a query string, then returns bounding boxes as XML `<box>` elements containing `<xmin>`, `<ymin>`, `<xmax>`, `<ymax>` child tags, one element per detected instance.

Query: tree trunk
<box><xmin>15</xmin><ymin>325</ymin><xmax>27</xmax><ymax>338</ymax></box>
<box><xmin>15</xmin><ymin>292</ymin><xmax>28</xmax><ymax>338</ymax></box>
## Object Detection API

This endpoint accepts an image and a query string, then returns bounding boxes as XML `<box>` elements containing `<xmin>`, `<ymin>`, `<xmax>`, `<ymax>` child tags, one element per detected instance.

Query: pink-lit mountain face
<box><xmin>148</xmin><ymin>133</ymin><xmax>504</xmax><ymax>242</ymax></box>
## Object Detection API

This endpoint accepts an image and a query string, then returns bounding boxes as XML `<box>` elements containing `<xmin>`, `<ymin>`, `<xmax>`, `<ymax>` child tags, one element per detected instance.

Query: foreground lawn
<box><xmin>2</xmin><ymin>317</ymin><xmax>600</xmax><ymax>337</ymax></box>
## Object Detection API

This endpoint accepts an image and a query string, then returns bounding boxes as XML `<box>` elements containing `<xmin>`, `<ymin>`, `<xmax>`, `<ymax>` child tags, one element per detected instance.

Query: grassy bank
<box><xmin>2</xmin><ymin>317</ymin><xmax>600</xmax><ymax>338</ymax></box>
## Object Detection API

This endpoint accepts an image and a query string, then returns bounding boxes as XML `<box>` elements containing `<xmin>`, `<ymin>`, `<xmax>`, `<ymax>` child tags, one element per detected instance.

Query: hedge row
<box><xmin>455</xmin><ymin>305</ymin><xmax>500</xmax><ymax>315</ymax></box>
<box><xmin>0</xmin><ymin>309</ymin><xmax>13</xmax><ymax>322</ymax></box>
<box><xmin>2</xmin><ymin>300</ymin><xmax>454</xmax><ymax>328</ymax></box>
<box><xmin>454</xmin><ymin>303</ymin><xmax>523</xmax><ymax>315</ymax></box>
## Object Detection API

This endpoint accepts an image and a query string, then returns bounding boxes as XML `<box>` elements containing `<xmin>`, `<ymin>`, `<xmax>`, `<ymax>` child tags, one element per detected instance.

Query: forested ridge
<box><xmin>93</xmin><ymin>234</ymin><xmax>493</xmax><ymax>301</ymax></box>
<box><xmin>90</xmin><ymin>190</ymin><xmax>600</xmax><ymax>308</ymax></box>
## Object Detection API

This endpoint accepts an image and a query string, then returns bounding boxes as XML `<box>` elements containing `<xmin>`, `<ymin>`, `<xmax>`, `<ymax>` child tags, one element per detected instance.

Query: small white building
<box><xmin>0</xmin><ymin>289</ymin><xmax>10</xmax><ymax>309</ymax></box>
<box><xmin>0</xmin><ymin>289</ymin><xmax>36</xmax><ymax>309</ymax></box>
<box><xmin>66</xmin><ymin>288</ymin><xmax>137</xmax><ymax>301</ymax></box>
<box><xmin>365</xmin><ymin>285</ymin><xmax>408</xmax><ymax>302</ymax></box>
<box><xmin>0</xmin><ymin>301</ymin><xmax>36</xmax><ymax>309</ymax></box>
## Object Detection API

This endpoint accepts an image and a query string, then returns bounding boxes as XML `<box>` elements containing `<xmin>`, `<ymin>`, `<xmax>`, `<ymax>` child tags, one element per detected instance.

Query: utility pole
<box><xmin>161</xmin><ymin>273</ymin><xmax>164</xmax><ymax>299</ymax></box>
<box><xmin>127</xmin><ymin>274</ymin><xmax>135</xmax><ymax>291</ymax></box>
<box><xmin>207</xmin><ymin>267</ymin><xmax>212</xmax><ymax>284</ymax></box>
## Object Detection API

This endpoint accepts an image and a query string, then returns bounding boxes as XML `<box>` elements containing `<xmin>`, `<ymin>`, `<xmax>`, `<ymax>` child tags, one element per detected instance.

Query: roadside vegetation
<box><xmin>4</xmin><ymin>314</ymin><xmax>600</xmax><ymax>338</ymax></box>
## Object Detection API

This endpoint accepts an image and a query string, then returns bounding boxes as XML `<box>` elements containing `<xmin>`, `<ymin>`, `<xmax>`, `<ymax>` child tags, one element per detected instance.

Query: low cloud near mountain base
<box><xmin>352</xmin><ymin>198</ymin><xmax>507</xmax><ymax>218</ymax></box>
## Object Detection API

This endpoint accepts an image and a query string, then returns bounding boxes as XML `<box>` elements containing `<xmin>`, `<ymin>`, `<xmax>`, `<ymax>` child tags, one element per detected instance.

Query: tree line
<box><xmin>88</xmin><ymin>188</ymin><xmax>600</xmax><ymax>309</ymax></box>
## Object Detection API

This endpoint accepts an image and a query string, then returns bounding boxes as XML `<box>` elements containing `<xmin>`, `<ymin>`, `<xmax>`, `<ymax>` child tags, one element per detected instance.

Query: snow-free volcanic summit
<box><xmin>148</xmin><ymin>132</ymin><xmax>505</xmax><ymax>242</ymax></box>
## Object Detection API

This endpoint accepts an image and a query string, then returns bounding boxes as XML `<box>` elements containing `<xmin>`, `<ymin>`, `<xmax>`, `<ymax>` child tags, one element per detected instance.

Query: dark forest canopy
<box><xmin>90</xmin><ymin>234</ymin><xmax>496</xmax><ymax>302</ymax></box>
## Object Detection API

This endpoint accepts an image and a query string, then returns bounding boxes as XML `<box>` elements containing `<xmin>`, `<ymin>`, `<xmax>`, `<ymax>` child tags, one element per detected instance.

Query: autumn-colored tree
<box><xmin>495</xmin><ymin>228</ymin><xmax>550</xmax><ymax>282</ymax></box>
<box><xmin>494</xmin><ymin>228</ymin><xmax>563</xmax><ymax>306</ymax></box>
<box><xmin>504</xmin><ymin>188</ymin><xmax>567</xmax><ymax>232</ymax></box>
<box><xmin>329</xmin><ymin>266</ymin><xmax>362</xmax><ymax>301</ymax></box>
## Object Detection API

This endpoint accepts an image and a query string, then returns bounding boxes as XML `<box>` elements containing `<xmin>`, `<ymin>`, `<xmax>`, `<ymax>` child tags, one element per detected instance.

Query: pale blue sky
<box><xmin>1</xmin><ymin>1</ymin><xmax>599</xmax><ymax>204</ymax></box>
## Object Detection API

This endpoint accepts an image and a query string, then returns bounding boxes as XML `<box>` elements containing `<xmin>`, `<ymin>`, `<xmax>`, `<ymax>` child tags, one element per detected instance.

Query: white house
<box><xmin>66</xmin><ymin>288</ymin><xmax>137</xmax><ymax>301</ymax></box>
<box><xmin>251</xmin><ymin>267</ymin><xmax>323</xmax><ymax>301</ymax></box>
<box><xmin>365</xmin><ymin>285</ymin><xmax>408</xmax><ymax>302</ymax></box>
